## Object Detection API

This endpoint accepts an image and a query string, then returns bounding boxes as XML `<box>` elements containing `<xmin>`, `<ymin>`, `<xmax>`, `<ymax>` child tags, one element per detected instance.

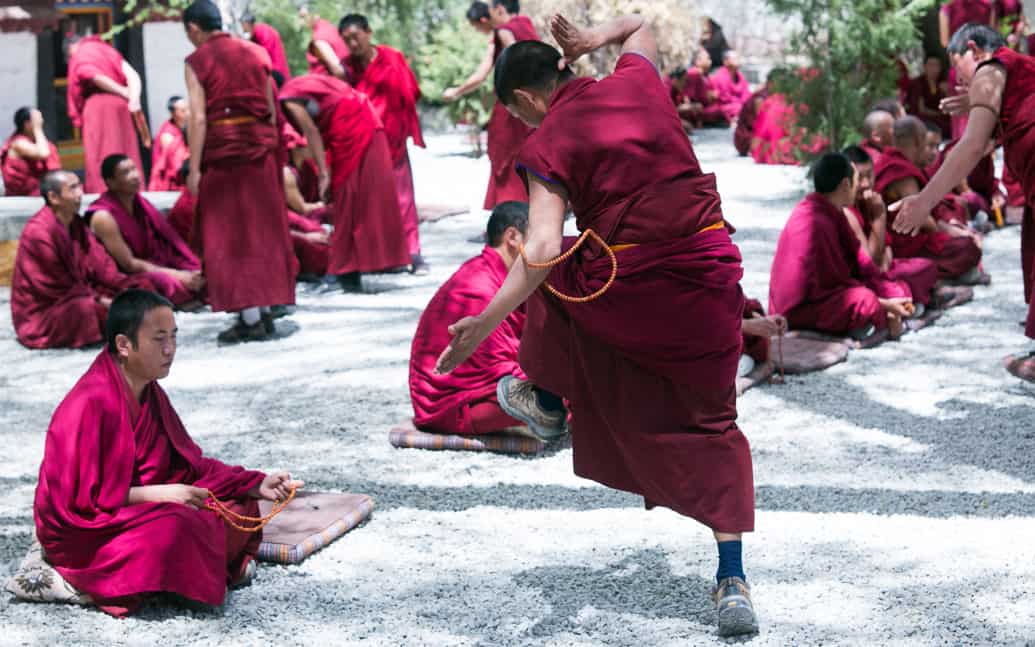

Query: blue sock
<box><xmin>716</xmin><ymin>540</ymin><xmax>745</xmax><ymax>583</ymax></box>
<box><xmin>534</xmin><ymin>386</ymin><xmax>565</xmax><ymax>412</ymax></box>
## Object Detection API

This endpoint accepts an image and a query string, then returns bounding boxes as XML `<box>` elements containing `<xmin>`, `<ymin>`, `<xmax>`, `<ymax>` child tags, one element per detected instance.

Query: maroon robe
<box><xmin>847</xmin><ymin>206</ymin><xmax>938</xmax><ymax>305</ymax></box>
<box><xmin>860</xmin><ymin>138</ymin><xmax>885</xmax><ymax>166</ymax></box>
<box><xmin>67</xmin><ymin>37</ymin><xmax>143</xmax><ymax>194</ymax></box>
<box><xmin>148</xmin><ymin>120</ymin><xmax>189</xmax><ymax>192</ymax></box>
<box><xmin>873</xmin><ymin>147</ymin><xmax>981</xmax><ymax>278</ymax></box>
<box><xmin>85</xmin><ymin>191</ymin><xmax>201</xmax><ymax>305</ymax></box>
<box><xmin>979</xmin><ymin>47</ymin><xmax>1035</xmax><ymax>334</ymax></box>
<box><xmin>187</xmin><ymin>32</ymin><xmax>296</xmax><ymax>312</ymax></box>
<box><xmin>251</xmin><ymin>23</ymin><xmax>290</xmax><ymax>81</ymax></box>
<box><xmin>306</xmin><ymin>19</ymin><xmax>348</xmax><ymax>76</ymax></box>
<box><xmin>709</xmin><ymin>66</ymin><xmax>752</xmax><ymax>123</ymax></box>
<box><xmin>167</xmin><ymin>190</ymin><xmax>195</xmax><ymax>245</ymax></box>
<box><xmin>685</xmin><ymin>68</ymin><xmax>726</xmax><ymax>126</ymax></box>
<box><xmin>1</xmin><ymin>134</ymin><xmax>60</xmax><ymax>196</ymax></box>
<box><xmin>770</xmin><ymin>193</ymin><xmax>886</xmax><ymax>334</ymax></box>
<box><xmin>904</xmin><ymin>75</ymin><xmax>951</xmax><ymax>137</ymax></box>
<box><xmin>410</xmin><ymin>246</ymin><xmax>525</xmax><ymax>435</ymax></box>
<box><xmin>345</xmin><ymin>45</ymin><xmax>424</xmax><ymax>256</ymax></box>
<box><xmin>480</xmin><ymin>16</ymin><xmax>540</xmax><ymax>209</ymax></box>
<box><xmin>928</xmin><ymin>138</ymin><xmax>1001</xmax><ymax>218</ymax></box>
<box><xmin>10</xmin><ymin>206</ymin><xmax>155</xmax><ymax>349</ymax></box>
<box><xmin>733</xmin><ymin>90</ymin><xmax>766</xmax><ymax>157</ymax></box>
<box><xmin>515</xmin><ymin>53</ymin><xmax>753</xmax><ymax>533</ymax></box>
<box><xmin>286</xmin><ymin>210</ymin><xmax>329</xmax><ymax>276</ymax></box>
<box><xmin>741</xmin><ymin>298</ymin><xmax>769</xmax><ymax>364</ymax></box>
<box><xmin>279</xmin><ymin>75</ymin><xmax>409</xmax><ymax>275</ymax></box>
<box><xmin>35</xmin><ymin>350</ymin><xmax>265</xmax><ymax>617</ymax></box>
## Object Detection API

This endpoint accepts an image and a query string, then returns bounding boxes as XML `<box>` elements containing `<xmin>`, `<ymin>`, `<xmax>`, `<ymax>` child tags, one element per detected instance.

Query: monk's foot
<box><xmin>496</xmin><ymin>376</ymin><xmax>568</xmax><ymax>442</ymax></box>
<box><xmin>409</xmin><ymin>254</ymin><xmax>430</xmax><ymax>276</ymax></box>
<box><xmin>217</xmin><ymin>320</ymin><xmax>270</xmax><ymax>345</ymax></box>
<box><xmin>951</xmin><ymin>266</ymin><xmax>992</xmax><ymax>287</ymax></box>
<box><xmin>229</xmin><ymin>558</ymin><xmax>257</xmax><ymax>590</ymax></box>
<box><xmin>932</xmin><ymin>285</ymin><xmax>974</xmax><ymax>310</ymax></box>
<box><xmin>1004</xmin><ymin>352</ymin><xmax>1035</xmax><ymax>383</ymax></box>
<box><xmin>713</xmin><ymin>576</ymin><xmax>759</xmax><ymax>638</ymax></box>
<box><xmin>338</xmin><ymin>272</ymin><xmax>362</xmax><ymax>293</ymax></box>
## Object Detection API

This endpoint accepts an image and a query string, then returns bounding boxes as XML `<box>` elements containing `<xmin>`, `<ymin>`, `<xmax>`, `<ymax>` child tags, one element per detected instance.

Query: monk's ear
<box><xmin>114</xmin><ymin>332</ymin><xmax>135</xmax><ymax>359</ymax></box>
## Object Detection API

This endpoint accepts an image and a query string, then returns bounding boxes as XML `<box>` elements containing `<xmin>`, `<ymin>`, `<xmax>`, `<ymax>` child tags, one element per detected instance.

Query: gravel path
<box><xmin>2</xmin><ymin>129</ymin><xmax>1034</xmax><ymax>646</ymax></box>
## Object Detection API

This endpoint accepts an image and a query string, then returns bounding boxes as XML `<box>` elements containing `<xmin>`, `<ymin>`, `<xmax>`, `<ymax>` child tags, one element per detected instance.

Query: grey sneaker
<box><xmin>496</xmin><ymin>376</ymin><xmax>567</xmax><ymax>441</ymax></box>
<box><xmin>713</xmin><ymin>576</ymin><xmax>759</xmax><ymax>637</ymax></box>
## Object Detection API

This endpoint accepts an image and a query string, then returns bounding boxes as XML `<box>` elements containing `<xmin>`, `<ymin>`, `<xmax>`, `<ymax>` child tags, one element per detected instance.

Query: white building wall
<box><xmin>142</xmin><ymin>22</ymin><xmax>192</xmax><ymax>136</ymax></box>
<box><xmin>0</xmin><ymin>32</ymin><xmax>38</xmax><ymax>137</ymax></box>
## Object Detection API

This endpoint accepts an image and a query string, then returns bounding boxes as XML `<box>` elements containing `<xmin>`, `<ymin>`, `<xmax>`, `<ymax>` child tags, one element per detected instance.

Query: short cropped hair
<box><xmin>13</xmin><ymin>106</ymin><xmax>32</xmax><ymax>133</ymax></box>
<box><xmin>241</xmin><ymin>12</ymin><xmax>256</xmax><ymax>25</ymax></box>
<box><xmin>40</xmin><ymin>170</ymin><xmax>69</xmax><ymax>205</ymax></box>
<box><xmin>106</xmin><ymin>289</ymin><xmax>175</xmax><ymax>353</ymax></box>
<box><xmin>893</xmin><ymin>115</ymin><xmax>926</xmax><ymax>146</ymax></box>
<box><xmin>182</xmin><ymin>0</ymin><xmax>222</xmax><ymax>32</ymax></box>
<box><xmin>101</xmin><ymin>153</ymin><xmax>130</xmax><ymax>181</ymax></box>
<box><xmin>494</xmin><ymin>40</ymin><xmax>573</xmax><ymax>105</ymax></box>
<box><xmin>487</xmin><ymin>201</ymin><xmax>529</xmax><ymax>246</ymax></box>
<box><xmin>339</xmin><ymin>13</ymin><xmax>370</xmax><ymax>32</ymax></box>
<box><xmin>841</xmin><ymin>145</ymin><xmax>872</xmax><ymax>166</ymax></box>
<box><xmin>167</xmin><ymin>95</ymin><xmax>183</xmax><ymax>113</ymax></box>
<box><xmin>466</xmin><ymin>1</ymin><xmax>490</xmax><ymax>22</ymax></box>
<box><xmin>872</xmin><ymin>98</ymin><xmax>903</xmax><ymax>116</ymax></box>
<box><xmin>947</xmin><ymin>23</ymin><xmax>1005</xmax><ymax>55</ymax></box>
<box><xmin>492</xmin><ymin>0</ymin><xmax>519</xmax><ymax>12</ymax></box>
<box><xmin>813</xmin><ymin>152</ymin><xmax>853</xmax><ymax>194</ymax></box>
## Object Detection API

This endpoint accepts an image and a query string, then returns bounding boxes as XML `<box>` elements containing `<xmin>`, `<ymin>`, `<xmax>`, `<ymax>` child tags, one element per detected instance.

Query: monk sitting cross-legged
<box><xmin>1</xmin><ymin>107</ymin><xmax>60</xmax><ymax>196</ymax></box>
<box><xmin>10</xmin><ymin>171</ymin><xmax>159</xmax><ymax>349</ymax></box>
<box><xmin>410</xmin><ymin>202</ymin><xmax>532</xmax><ymax>437</ymax></box>
<box><xmin>86</xmin><ymin>154</ymin><xmax>205</xmax><ymax>309</ymax></box>
<box><xmin>874</xmin><ymin>115</ymin><xmax>984</xmax><ymax>283</ymax></box>
<box><xmin>437</xmin><ymin>15</ymin><xmax>759</xmax><ymax>637</ymax></box>
<box><xmin>34</xmin><ymin>289</ymin><xmax>304</xmax><ymax>617</ymax></box>
<box><xmin>770</xmin><ymin>152</ymin><xmax>914</xmax><ymax>341</ymax></box>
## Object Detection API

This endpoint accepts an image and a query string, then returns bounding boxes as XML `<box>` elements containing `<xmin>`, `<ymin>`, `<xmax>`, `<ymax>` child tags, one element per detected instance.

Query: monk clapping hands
<box><xmin>549</xmin><ymin>14</ymin><xmax>595</xmax><ymax>68</ymax></box>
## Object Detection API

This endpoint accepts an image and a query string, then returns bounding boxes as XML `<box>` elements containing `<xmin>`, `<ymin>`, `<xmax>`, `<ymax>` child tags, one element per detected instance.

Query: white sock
<box><xmin>260</xmin><ymin>306</ymin><xmax>271</xmax><ymax>314</ymax></box>
<box><xmin>240</xmin><ymin>307</ymin><xmax>261</xmax><ymax>326</ymax></box>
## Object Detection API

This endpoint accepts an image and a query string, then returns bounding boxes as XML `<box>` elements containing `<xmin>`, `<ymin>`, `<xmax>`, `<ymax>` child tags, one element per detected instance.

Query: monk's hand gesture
<box><xmin>888</xmin><ymin>195</ymin><xmax>930</xmax><ymax>236</ymax></box>
<box><xmin>442</xmin><ymin>87</ymin><xmax>461</xmax><ymax>102</ymax></box>
<box><xmin>743</xmin><ymin>313</ymin><xmax>787</xmax><ymax>339</ymax></box>
<box><xmin>159</xmin><ymin>484</ymin><xmax>210</xmax><ymax>510</ymax></box>
<box><xmin>255</xmin><ymin>472</ymin><xmax>304</xmax><ymax>502</ymax></box>
<box><xmin>859</xmin><ymin>190</ymin><xmax>886</xmax><ymax>223</ymax></box>
<box><xmin>939</xmin><ymin>91</ymin><xmax>970</xmax><ymax>116</ymax></box>
<box><xmin>435</xmin><ymin>315</ymin><xmax>489</xmax><ymax>375</ymax></box>
<box><xmin>550</xmin><ymin>14</ymin><xmax>594</xmax><ymax>69</ymax></box>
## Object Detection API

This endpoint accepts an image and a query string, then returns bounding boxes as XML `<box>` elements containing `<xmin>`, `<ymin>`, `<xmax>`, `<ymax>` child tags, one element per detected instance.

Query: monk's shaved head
<box><xmin>182</xmin><ymin>0</ymin><xmax>221</xmax><ymax>32</ymax></box>
<box><xmin>487</xmin><ymin>201</ymin><xmax>528</xmax><ymax>246</ymax></box>
<box><xmin>40</xmin><ymin>170</ymin><xmax>74</xmax><ymax>205</ymax></box>
<box><xmin>494</xmin><ymin>40</ymin><xmax>573</xmax><ymax>107</ymax></box>
<box><xmin>893</xmin><ymin>115</ymin><xmax>927</xmax><ymax>148</ymax></box>
<box><xmin>947</xmin><ymin>23</ymin><xmax>1005</xmax><ymax>55</ymax></box>
<box><xmin>862</xmin><ymin>111</ymin><xmax>893</xmax><ymax>138</ymax></box>
<box><xmin>812</xmin><ymin>152</ymin><xmax>853</xmax><ymax>195</ymax></box>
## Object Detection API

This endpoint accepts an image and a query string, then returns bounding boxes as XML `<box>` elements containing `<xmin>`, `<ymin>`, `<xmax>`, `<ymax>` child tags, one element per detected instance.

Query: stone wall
<box><xmin>0</xmin><ymin>32</ymin><xmax>39</xmax><ymax>195</ymax></box>
<box><xmin>142</xmin><ymin>22</ymin><xmax>193</xmax><ymax>136</ymax></box>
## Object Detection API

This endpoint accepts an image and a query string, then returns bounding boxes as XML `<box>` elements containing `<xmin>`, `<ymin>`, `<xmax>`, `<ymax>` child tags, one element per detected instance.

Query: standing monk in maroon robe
<box><xmin>709</xmin><ymin>50</ymin><xmax>752</xmax><ymax>123</ymax></box>
<box><xmin>1</xmin><ymin>107</ymin><xmax>60</xmax><ymax>196</ymax></box>
<box><xmin>242</xmin><ymin>14</ymin><xmax>291</xmax><ymax>81</ymax></box>
<box><xmin>905</xmin><ymin>55</ymin><xmax>951</xmax><ymax>137</ymax></box>
<box><xmin>893</xmin><ymin>24</ymin><xmax>1035</xmax><ymax>379</ymax></box>
<box><xmin>86</xmin><ymin>154</ymin><xmax>204</xmax><ymax>308</ymax></box>
<box><xmin>410</xmin><ymin>202</ymin><xmax>529</xmax><ymax>436</ymax></box>
<box><xmin>34</xmin><ymin>289</ymin><xmax>303</xmax><ymax>617</ymax></box>
<box><xmin>875</xmin><ymin>116</ymin><xmax>984</xmax><ymax>282</ymax></box>
<box><xmin>299</xmin><ymin>8</ymin><xmax>348</xmax><ymax>78</ymax></box>
<box><xmin>10</xmin><ymin>171</ymin><xmax>156</xmax><ymax>349</ymax></box>
<box><xmin>148</xmin><ymin>96</ymin><xmax>190</xmax><ymax>192</ymax></box>
<box><xmin>183</xmin><ymin>0</ymin><xmax>297</xmax><ymax>344</ymax></box>
<box><xmin>340</xmin><ymin>14</ymin><xmax>428</xmax><ymax>274</ymax></box>
<box><xmin>445</xmin><ymin>1</ymin><xmax>541</xmax><ymax>211</ymax></box>
<box><xmin>436</xmin><ymin>15</ymin><xmax>758</xmax><ymax>638</ymax></box>
<box><xmin>278</xmin><ymin>74</ymin><xmax>410</xmax><ymax>290</ymax></box>
<box><xmin>67</xmin><ymin>36</ymin><xmax>144</xmax><ymax>194</ymax></box>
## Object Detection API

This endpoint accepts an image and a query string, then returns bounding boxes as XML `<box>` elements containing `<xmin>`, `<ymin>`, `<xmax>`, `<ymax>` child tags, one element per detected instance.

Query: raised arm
<box><xmin>550</xmin><ymin>13</ymin><xmax>657</xmax><ymax>71</ymax></box>
<box><xmin>436</xmin><ymin>175</ymin><xmax>567</xmax><ymax>374</ymax></box>
<box><xmin>281</xmin><ymin>101</ymin><xmax>330</xmax><ymax>201</ymax></box>
<box><xmin>311</xmin><ymin>40</ymin><xmax>346</xmax><ymax>79</ymax></box>
<box><xmin>185</xmin><ymin>63</ymin><xmax>207</xmax><ymax>196</ymax></box>
<box><xmin>122</xmin><ymin>61</ymin><xmax>142</xmax><ymax>112</ymax></box>
<box><xmin>90</xmin><ymin>74</ymin><xmax>130</xmax><ymax>101</ymax></box>
<box><xmin>10</xmin><ymin>110</ymin><xmax>52</xmax><ymax>160</ymax></box>
<box><xmin>444</xmin><ymin>39</ymin><xmax>496</xmax><ymax>101</ymax></box>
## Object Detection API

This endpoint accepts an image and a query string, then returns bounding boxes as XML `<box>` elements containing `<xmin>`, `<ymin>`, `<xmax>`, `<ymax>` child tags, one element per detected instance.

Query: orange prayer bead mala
<box><xmin>205</xmin><ymin>487</ymin><xmax>296</xmax><ymax>533</ymax></box>
<box><xmin>519</xmin><ymin>229</ymin><xmax>618</xmax><ymax>304</ymax></box>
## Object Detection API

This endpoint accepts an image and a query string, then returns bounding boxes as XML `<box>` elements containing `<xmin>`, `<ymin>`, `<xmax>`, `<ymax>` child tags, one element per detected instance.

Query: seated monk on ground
<box><xmin>437</xmin><ymin>16</ymin><xmax>760</xmax><ymax>636</ymax></box>
<box><xmin>685</xmin><ymin>49</ymin><xmax>726</xmax><ymax>127</ymax></box>
<box><xmin>86</xmin><ymin>154</ymin><xmax>205</xmax><ymax>308</ymax></box>
<box><xmin>709</xmin><ymin>50</ymin><xmax>752</xmax><ymax>124</ymax></box>
<box><xmin>666</xmin><ymin>68</ymin><xmax>699</xmax><ymax>133</ymax></box>
<box><xmin>733</xmin><ymin>70</ymin><xmax>773</xmax><ymax>157</ymax></box>
<box><xmin>148</xmin><ymin>96</ymin><xmax>190</xmax><ymax>192</ymax></box>
<box><xmin>34</xmin><ymin>289</ymin><xmax>303</xmax><ymax>617</ymax></box>
<box><xmin>905</xmin><ymin>55</ymin><xmax>951</xmax><ymax>137</ymax></box>
<box><xmin>410</xmin><ymin>202</ymin><xmax>529</xmax><ymax>436</ymax></box>
<box><xmin>770</xmin><ymin>152</ymin><xmax>913</xmax><ymax>340</ymax></box>
<box><xmin>874</xmin><ymin>115</ymin><xmax>984</xmax><ymax>283</ymax></box>
<box><xmin>843</xmin><ymin>145</ymin><xmax>939</xmax><ymax>309</ymax></box>
<box><xmin>2</xmin><ymin>107</ymin><xmax>60</xmax><ymax>196</ymax></box>
<box><xmin>859</xmin><ymin>109</ymin><xmax>894</xmax><ymax>164</ymax></box>
<box><xmin>928</xmin><ymin>131</ymin><xmax>1004</xmax><ymax>227</ymax></box>
<box><xmin>10</xmin><ymin>171</ymin><xmax>157</xmax><ymax>349</ymax></box>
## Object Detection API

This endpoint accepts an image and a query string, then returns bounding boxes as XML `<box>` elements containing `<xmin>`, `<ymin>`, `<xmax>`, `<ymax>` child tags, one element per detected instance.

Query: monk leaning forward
<box><xmin>436</xmin><ymin>15</ymin><xmax>758</xmax><ymax>638</ymax></box>
<box><xmin>34</xmin><ymin>289</ymin><xmax>303</xmax><ymax>617</ymax></box>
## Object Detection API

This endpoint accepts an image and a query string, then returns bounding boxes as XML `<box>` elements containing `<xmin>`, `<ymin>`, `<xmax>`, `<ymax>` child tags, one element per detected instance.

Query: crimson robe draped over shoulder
<box><xmin>252</xmin><ymin>23</ymin><xmax>290</xmax><ymax>81</ymax></box>
<box><xmin>279</xmin><ymin>74</ymin><xmax>408</xmax><ymax>274</ymax></box>
<box><xmin>345</xmin><ymin>45</ymin><xmax>424</xmax><ymax>165</ymax></box>
<box><xmin>1</xmin><ymin>134</ymin><xmax>60</xmax><ymax>196</ymax></box>
<box><xmin>187</xmin><ymin>32</ymin><xmax>296</xmax><ymax>312</ymax></box>
<box><xmin>709</xmin><ymin>66</ymin><xmax>752</xmax><ymax>123</ymax></box>
<box><xmin>67</xmin><ymin>37</ymin><xmax>142</xmax><ymax>194</ymax></box>
<box><xmin>410</xmin><ymin>246</ymin><xmax>525</xmax><ymax>435</ymax></box>
<box><xmin>846</xmin><ymin>206</ymin><xmax>938</xmax><ymax>304</ymax></box>
<box><xmin>148</xmin><ymin>120</ymin><xmax>189</xmax><ymax>192</ymax></box>
<box><xmin>167</xmin><ymin>190</ymin><xmax>195</xmax><ymax>246</ymax></box>
<box><xmin>942</xmin><ymin>0</ymin><xmax>994</xmax><ymax>33</ymax></box>
<box><xmin>34</xmin><ymin>351</ymin><xmax>265</xmax><ymax>617</ymax></box>
<box><xmin>84</xmin><ymin>191</ymin><xmax>201</xmax><ymax>305</ymax></box>
<box><xmin>481</xmin><ymin>16</ymin><xmax>540</xmax><ymax>209</ymax></box>
<box><xmin>307</xmin><ymin>19</ymin><xmax>348</xmax><ymax>76</ymax></box>
<box><xmin>10</xmin><ymin>206</ymin><xmax>155</xmax><ymax>349</ymax></box>
<box><xmin>515</xmin><ymin>53</ymin><xmax>753</xmax><ymax>533</ymax></box>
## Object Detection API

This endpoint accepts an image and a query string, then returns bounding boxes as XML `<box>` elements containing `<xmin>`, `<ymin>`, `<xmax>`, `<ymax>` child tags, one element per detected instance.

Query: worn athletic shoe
<box><xmin>496</xmin><ymin>376</ymin><xmax>567</xmax><ymax>442</ymax></box>
<box><xmin>338</xmin><ymin>272</ymin><xmax>363</xmax><ymax>293</ymax></box>
<box><xmin>217</xmin><ymin>320</ymin><xmax>270</xmax><ymax>345</ymax></box>
<box><xmin>713</xmin><ymin>576</ymin><xmax>759</xmax><ymax>637</ymax></box>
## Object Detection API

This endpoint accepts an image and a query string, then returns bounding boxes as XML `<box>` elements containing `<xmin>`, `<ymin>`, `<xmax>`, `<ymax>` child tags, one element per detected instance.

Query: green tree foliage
<box><xmin>765</xmin><ymin>0</ymin><xmax>936</xmax><ymax>154</ymax></box>
<box><xmin>414</xmin><ymin>13</ymin><xmax>494</xmax><ymax>129</ymax></box>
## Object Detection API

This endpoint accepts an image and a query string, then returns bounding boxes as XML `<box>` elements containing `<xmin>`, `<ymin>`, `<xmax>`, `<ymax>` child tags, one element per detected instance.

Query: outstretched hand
<box><xmin>550</xmin><ymin>14</ymin><xmax>594</xmax><ymax>70</ymax></box>
<box><xmin>435</xmin><ymin>316</ymin><xmax>488</xmax><ymax>375</ymax></box>
<box><xmin>939</xmin><ymin>90</ymin><xmax>970</xmax><ymax>116</ymax></box>
<box><xmin>888</xmin><ymin>195</ymin><xmax>930</xmax><ymax>236</ymax></box>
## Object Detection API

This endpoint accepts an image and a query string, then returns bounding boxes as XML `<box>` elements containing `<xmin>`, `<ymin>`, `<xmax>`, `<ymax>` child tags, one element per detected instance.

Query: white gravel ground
<box><xmin>2</xmin><ymin>129</ymin><xmax>1035</xmax><ymax>646</ymax></box>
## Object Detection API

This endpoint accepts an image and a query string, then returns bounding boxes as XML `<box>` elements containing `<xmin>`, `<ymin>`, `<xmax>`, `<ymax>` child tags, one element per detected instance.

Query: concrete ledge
<box><xmin>0</xmin><ymin>192</ymin><xmax>181</xmax><ymax>240</ymax></box>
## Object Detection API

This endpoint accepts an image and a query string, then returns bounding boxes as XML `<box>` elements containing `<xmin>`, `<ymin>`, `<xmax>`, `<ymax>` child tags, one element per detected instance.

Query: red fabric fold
<box><xmin>252</xmin><ymin>23</ymin><xmax>290</xmax><ymax>81</ymax></box>
<box><xmin>709</xmin><ymin>66</ymin><xmax>752</xmax><ymax>122</ymax></box>
<box><xmin>345</xmin><ymin>45</ymin><xmax>424</xmax><ymax>164</ymax></box>
<box><xmin>148</xmin><ymin>120</ymin><xmax>189</xmax><ymax>192</ymax></box>
<box><xmin>1</xmin><ymin>134</ymin><xmax>60</xmax><ymax>196</ymax></box>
